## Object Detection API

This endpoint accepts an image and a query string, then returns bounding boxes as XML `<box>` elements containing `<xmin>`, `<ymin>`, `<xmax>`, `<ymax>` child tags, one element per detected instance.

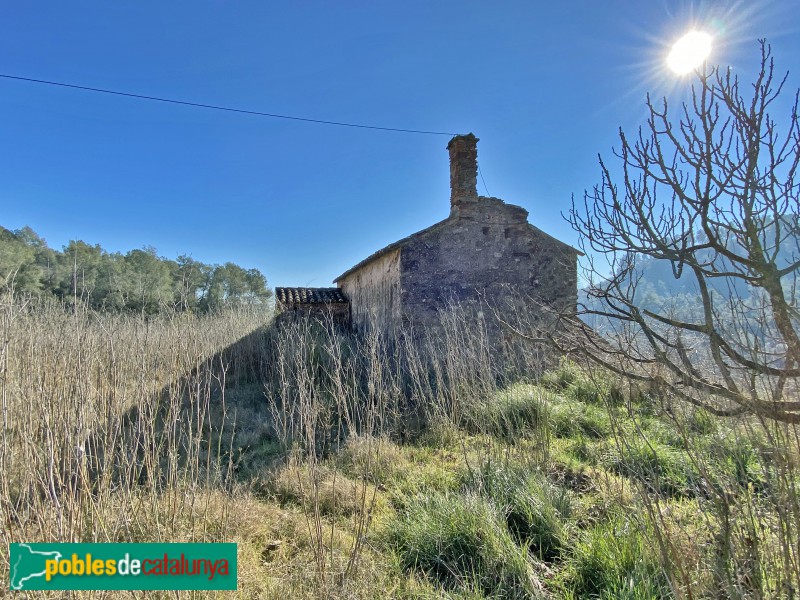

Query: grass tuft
<box><xmin>539</xmin><ymin>359</ymin><xmax>580</xmax><ymax>390</ymax></box>
<box><xmin>462</xmin><ymin>383</ymin><xmax>550</xmax><ymax>441</ymax></box>
<box><xmin>272</xmin><ymin>462</ymin><xmax>385</xmax><ymax>518</ymax></box>
<box><xmin>383</xmin><ymin>492</ymin><xmax>540</xmax><ymax>598</ymax></box>
<box><xmin>599</xmin><ymin>438</ymin><xmax>702</xmax><ymax>499</ymax></box>
<box><xmin>549</xmin><ymin>400</ymin><xmax>612</xmax><ymax>440</ymax></box>
<box><xmin>560</xmin><ymin>517</ymin><xmax>670</xmax><ymax>599</ymax></box>
<box><xmin>464</xmin><ymin>460</ymin><xmax>570</xmax><ymax>561</ymax></box>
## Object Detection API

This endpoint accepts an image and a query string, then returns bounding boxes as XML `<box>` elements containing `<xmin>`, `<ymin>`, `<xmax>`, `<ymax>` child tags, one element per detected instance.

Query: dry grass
<box><xmin>0</xmin><ymin>295</ymin><xmax>272</xmax><ymax>596</ymax></box>
<box><xmin>2</xmin><ymin>293</ymin><xmax>799</xmax><ymax>598</ymax></box>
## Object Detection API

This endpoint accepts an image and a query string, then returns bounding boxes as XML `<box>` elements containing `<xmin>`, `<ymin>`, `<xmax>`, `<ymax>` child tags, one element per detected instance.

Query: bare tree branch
<box><xmin>557</xmin><ymin>40</ymin><xmax>799</xmax><ymax>423</ymax></box>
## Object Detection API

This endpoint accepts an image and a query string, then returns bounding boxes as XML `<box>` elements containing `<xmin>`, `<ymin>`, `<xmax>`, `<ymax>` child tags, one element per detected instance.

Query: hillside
<box><xmin>580</xmin><ymin>216</ymin><xmax>800</xmax><ymax>331</ymax></box>
<box><xmin>1</xmin><ymin>299</ymin><xmax>796</xmax><ymax>598</ymax></box>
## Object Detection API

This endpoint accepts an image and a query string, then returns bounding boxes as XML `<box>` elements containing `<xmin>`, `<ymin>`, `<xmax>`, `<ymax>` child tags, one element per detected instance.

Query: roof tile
<box><xmin>275</xmin><ymin>287</ymin><xmax>348</xmax><ymax>305</ymax></box>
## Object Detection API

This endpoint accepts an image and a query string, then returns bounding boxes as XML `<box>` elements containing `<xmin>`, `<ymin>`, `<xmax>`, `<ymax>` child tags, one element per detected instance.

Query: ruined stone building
<box><xmin>276</xmin><ymin>134</ymin><xmax>579</xmax><ymax>338</ymax></box>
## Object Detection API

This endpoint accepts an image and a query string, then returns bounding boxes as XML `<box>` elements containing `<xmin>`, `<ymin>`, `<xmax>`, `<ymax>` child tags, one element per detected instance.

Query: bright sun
<box><xmin>667</xmin><ymin>30</ymin><xmax>713</xmax><ymax>74</ymax></box>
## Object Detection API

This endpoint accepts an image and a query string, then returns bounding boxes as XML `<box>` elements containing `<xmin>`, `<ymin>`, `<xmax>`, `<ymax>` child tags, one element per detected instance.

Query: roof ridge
<box><xmin>333</xmin><ymin>217</ymin><xmax>451</xmax><ymax>283</ymax></box>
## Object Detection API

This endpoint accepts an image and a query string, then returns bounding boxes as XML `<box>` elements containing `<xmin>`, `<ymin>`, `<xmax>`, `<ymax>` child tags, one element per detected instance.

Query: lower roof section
<box><xmin>275</xmin><ymin>287</ymin><xmax>348</xmax><ymax>305</ymax></box>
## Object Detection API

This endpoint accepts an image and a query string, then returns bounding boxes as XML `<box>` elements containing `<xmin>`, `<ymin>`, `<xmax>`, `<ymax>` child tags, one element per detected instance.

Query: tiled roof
<box><xmin>275</xmin><ymin>287</ymin><xmax>348</xmax><ymax>305</ymax></box>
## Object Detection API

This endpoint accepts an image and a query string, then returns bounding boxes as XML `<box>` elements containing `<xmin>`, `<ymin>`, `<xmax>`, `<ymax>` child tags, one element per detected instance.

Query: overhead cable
<box><xmin>0</xmin><ymin>73</ymin><xmax>460</xmax><ymax>136</ymax></box>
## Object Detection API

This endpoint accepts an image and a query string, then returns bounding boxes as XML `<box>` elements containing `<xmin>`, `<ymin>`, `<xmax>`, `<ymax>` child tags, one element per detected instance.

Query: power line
<box><xmin>478</xmin><ymin>165</ymin><xmax>490</xmax><ymax>196</ymax></box>
<box><xmin>0</xmin><ymin>73</ymin><xmax>460</xmax><ymax>136</ymax></box>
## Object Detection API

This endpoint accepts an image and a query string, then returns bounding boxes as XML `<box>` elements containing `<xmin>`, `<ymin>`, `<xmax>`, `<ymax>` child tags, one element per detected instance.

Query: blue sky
<box><xmin>1</xmin><ymin>1</ymin><xmax>797</xmax><ymax>287</ymax></box>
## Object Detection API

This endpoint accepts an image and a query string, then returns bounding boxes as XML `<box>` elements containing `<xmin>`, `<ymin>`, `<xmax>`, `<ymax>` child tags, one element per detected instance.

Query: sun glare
<box><xmin>667</xmin><ymin>30</ymin><xmax>713</xmax><ymax>74</ymax></box>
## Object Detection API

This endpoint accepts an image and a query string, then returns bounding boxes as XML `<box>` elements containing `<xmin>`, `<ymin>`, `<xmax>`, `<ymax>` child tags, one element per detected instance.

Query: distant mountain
<box><xmin>580</xmin><ymin>216</ymin><xmax>799</xmax><ymax>328</ymax></box>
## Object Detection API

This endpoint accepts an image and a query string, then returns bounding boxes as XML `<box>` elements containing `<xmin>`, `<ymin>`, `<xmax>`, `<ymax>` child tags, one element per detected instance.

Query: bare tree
<box><xmin>567</xmin><ymin>40</ymin><xmax>800</xmax><ymax>423</ymax></box>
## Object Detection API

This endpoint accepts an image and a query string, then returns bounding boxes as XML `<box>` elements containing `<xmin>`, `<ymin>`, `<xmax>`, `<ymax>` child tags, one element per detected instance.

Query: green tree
<box><xmin>16</xmin><ymin>226</ymin><xmax>58</xmax><ymax>292</ymax></box>
<box><xmin>119</xmin><ymin>247</ymin><xmax>174</xmax><ymax>314</ymax></box>
<box><xmin>0</xmin><ymin>227</ymin><xmax>43</xmax><ymax>294</ymax></box>
<box><xmin>173</xmin><ymin>255</ymin><xmax>213</xmax><ymax>312</ymax></box>
<box><xmin>0</xmin><ymin>224</ymin><xmax>271</xmax><ymax>314</ymax></box>
<box><xmin>202</xmin><ymin>262</ymin><xmax>271</xmax><ymax>310</ymax></box>
<box><xmin>55</xmin><ymin>240</ymin><xmax>107</xmax><ymax>307</ymax></box>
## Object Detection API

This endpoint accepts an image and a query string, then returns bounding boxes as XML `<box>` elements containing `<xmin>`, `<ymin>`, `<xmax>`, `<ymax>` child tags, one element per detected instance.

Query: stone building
<box><xmin>276</xmin><ymin>134</ymin><xmax>579</xmax><ymax>338</ymax></box>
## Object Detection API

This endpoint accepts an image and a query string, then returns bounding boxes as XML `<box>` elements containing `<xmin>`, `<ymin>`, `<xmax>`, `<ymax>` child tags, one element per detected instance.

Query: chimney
<box><xmin>447</xmin><ymin>133</ymin><xmax>479</xmax><ymax>209</ymax></box>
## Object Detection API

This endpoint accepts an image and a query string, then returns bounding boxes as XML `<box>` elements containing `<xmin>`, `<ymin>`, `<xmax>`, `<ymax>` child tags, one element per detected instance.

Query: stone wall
<box><xmin>338</xmin><ymin>248</ymin><xmax>402</xmax><ymax>333</ymax></box>
<box><xmin>399</xmin><ymin>197</ymin><xmax>577</xmax><ymax>333</ymax></box>
<box><xmin>334</xmin><ymin>133</ymin><xmax>578</xmax><ymax>362</ymax></box>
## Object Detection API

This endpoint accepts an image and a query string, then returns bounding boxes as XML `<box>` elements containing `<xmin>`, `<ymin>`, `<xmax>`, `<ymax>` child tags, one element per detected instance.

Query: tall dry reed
<box><xmin>0</xmin><ymin>293</ymin><xmax>271</xmax><ymax>586</ymax></box>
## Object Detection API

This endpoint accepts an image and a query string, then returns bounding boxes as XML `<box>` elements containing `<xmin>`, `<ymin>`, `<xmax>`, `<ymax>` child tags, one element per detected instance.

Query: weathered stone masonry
<box><xmin>275</xmin><ymin>135</ymin><xmax>578</xmax><ymax>342</ymax></box>
<box><xmin>332</xmin><ymin>134</ymin><xmax>579</xmax><ymax>335</ymax></box>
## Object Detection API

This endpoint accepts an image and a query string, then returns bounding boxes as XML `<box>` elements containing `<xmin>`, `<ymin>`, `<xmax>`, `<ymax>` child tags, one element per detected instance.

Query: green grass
<box><xmin>383</xmin><ymin>492</ymin><xmax>539</xmax><ymax>598</ymax></box>
<box><xmin>462</xmin><ymin>460</ymin><xmax>570</xmax><ymax>561</ymax></box>
<box><xmin>598</xmin><ymin>437</ymin><xmax>703</xmax><ymax>499</ymax></box>
<box><xmin>540</xmin><ymin>360</ymin><xmax>624</xmax><ymax>407</ymax></box>
<box><xmin>227</xmin><ymin>368</ymin><xmax>796</xmax><ymax>598</ymax></box>
<box><xmin>539</xmin><ymin>359</ymin><xmax>581</xmax><ymax>390</ymax></box>
<box><xmin>367</xmin><ymin>373</ymin><xmax>788</xmax><ymax>598</ymax></box>
<box><xmin>704</xmin><ymin>430</ymin><xmax>769</xmax><ymax>494</ymax></box>
<box><xmin>549</xmin><ymin>400</ymin><xmax>612</xmax><ymax>439</ymax></box>
<box><xmin>461</xmin><ymin>383</ymin><xmax>550</xmax><ymax>441</ymax></box>
<box><xmin>559</xmin><ymin>517</ymin><xmax>670</xmax><ymax>599</ymax></box>
<box><xmin>214</xmin><ymin>363</ymin><xmax>798</xmax><ymax>597</ymax></box>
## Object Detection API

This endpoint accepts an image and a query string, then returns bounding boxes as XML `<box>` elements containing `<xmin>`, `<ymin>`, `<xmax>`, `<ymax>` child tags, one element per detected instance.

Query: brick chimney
<box><xmin>448</xmin><ymin>133</ymin><xmax>479</xmax><ymax>209</ymax></box>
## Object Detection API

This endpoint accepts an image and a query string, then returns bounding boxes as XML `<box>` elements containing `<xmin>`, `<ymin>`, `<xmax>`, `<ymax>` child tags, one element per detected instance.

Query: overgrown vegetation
<box><xmin>2</xmin><ymin>293</ymin><xmax>798</xmax><ymax>598</ymax></box>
